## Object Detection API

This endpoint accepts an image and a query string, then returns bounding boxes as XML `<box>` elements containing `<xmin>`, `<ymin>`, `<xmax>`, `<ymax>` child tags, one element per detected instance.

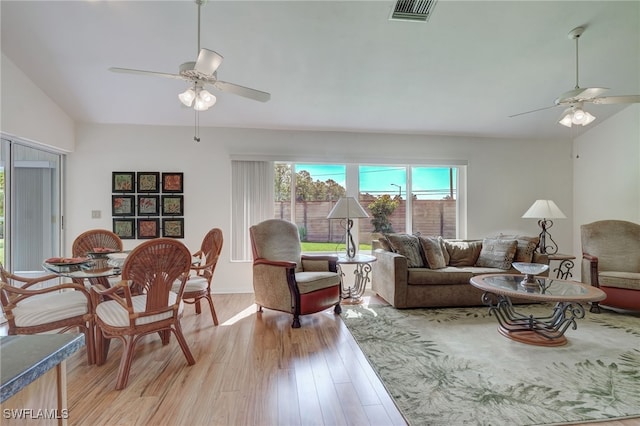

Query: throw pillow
<box><xmin>513</xmin><ymin>236</ymin><xmax>539</xmax><ymax>263</ymax></box>
<box><xmin>385</xmin><ymin>233</ymin><xmax>425</xmax><ymax>268</ymax></box>
<box><xmin>475</xmin><ymin>238</ymin><xmax>518</xmax><ymax>269</ymax></box>
<box><xmin>444</xmin><ymin>240</ymin><xmax>483</xmax><ymax>267</ymax></box>
<box><xmin>377</xmin><ymin>237</ymin><xmax>392</xmax><ymax>252</ymax></box>
<box><xmin>419</xmin><ymin>236</ymin><xmax>447</xmax><ymax>269</ymax></box>
<box><xmin>496</xmin><ymin>233</ymin><xmax>540</xmax><ymax>263</ymax></box>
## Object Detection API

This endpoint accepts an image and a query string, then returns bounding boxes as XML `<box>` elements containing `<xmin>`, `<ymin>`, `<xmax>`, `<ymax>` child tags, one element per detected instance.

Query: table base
<box><xmin>482</xmin><ymin>292</ymin><xmax>586</xmax><ymax>347</ymax></box>
<box><xmin>338</xmin><ymin>263</ymin><xmax>372</xmax><ymax>303</ymax></box>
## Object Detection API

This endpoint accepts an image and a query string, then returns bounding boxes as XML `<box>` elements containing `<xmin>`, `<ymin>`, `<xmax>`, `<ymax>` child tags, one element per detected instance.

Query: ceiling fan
<box><xmin>509</xmin><ymin>26</ymin><xmax>640</xmax><ymax>127</ymax></box>
<box><xmin>109</xmin><ymin>0</ymin><xmax>270</xmax><ymax>112</ymax></box>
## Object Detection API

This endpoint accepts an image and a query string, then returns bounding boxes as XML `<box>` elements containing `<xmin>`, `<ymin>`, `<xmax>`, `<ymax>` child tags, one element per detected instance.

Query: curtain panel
<box><xmin>231</xmin><ymin>160</ymin><xmax>274</xmax><ymax>261</ymax></box>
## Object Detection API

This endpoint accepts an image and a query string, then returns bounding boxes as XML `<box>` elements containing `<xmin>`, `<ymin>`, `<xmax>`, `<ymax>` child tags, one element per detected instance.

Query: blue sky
<box><xmin>295</xmin><ymin>164</ymin><xmax>456</xmax><ymax>200</ymax></box>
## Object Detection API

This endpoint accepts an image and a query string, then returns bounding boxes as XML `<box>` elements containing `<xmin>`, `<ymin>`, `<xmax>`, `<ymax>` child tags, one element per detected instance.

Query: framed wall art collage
<box><xmin>112</xmin><ymin>171</ymin><xmax>185</xmax><ymax>239</ymax></box>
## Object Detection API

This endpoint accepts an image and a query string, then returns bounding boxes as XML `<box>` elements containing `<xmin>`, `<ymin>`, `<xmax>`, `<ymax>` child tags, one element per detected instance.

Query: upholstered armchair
<box><xmin>581</xmin><ymin>220</ymin><xmax>640</xmax><ymax>312</ymax></box>
<box><xmin>249</xmin><ymin>219</ymin><xmax>342</xmax><ymax>328</ymax></box>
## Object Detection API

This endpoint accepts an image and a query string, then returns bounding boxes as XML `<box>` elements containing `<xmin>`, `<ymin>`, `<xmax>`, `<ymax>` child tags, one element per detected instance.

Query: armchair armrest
<box><xmin>254</xmin><ymin>258</ymin><xmax>297</xmax><ymax>269</ymax></box>
<box><xmin>301</xmin><ymin>254</ymin><xmax>338</xmax><ymax>273</ymax></box>
<box><xmin>582</xmin><ymin>252</ymin><xmax>600</xmax><ymax>287</ymax></box>
<box><xmin>91</xmin><ymin>279</ymin><xmax>133</xmax><ymax>311</ymax></box>
<box><xmin>1</xmin><ymin>281</ymin><xmax>92</xmax><ymax>311</ymax></box>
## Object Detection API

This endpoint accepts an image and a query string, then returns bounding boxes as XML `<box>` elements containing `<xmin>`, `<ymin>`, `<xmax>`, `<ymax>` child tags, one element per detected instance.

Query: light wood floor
<box><xmin>17</xmin><ymin>293</ymin><xmax>640</xmax><ymax>425</ymax></box>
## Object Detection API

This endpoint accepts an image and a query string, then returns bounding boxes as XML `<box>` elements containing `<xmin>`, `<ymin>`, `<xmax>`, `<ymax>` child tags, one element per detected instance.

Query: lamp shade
<box><xmin>522</xmin><ymin>200</ymin><xmax>566</xmax><ymax>219</ymax></box>
<box><xmin>327</xmin><ymin>197</ymin><xmax>369</xmax><ymax>219</ymax></box>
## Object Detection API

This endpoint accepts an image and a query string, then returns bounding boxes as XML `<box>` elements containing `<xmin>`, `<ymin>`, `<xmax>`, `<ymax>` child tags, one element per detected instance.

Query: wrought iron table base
<box><xmin>338</xmin><ymin>263</ymin><xmax>372</xmax><ymax>303</ymax></box>
<box><xmin>553</xmin><ymin>259</ymin><xmax>575</xmax><ymax>280</ymax></box>
<box><xmin>481</xmin><ymin>292</ymin><xmax>586</xmax><ymax>346</ymax></box>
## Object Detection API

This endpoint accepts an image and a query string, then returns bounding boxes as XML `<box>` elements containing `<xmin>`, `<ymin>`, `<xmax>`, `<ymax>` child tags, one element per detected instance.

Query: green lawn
<box><xmin>301</xmin><ymin>241</ymin><xmax>371</xmax><ymax>253</ymax></box>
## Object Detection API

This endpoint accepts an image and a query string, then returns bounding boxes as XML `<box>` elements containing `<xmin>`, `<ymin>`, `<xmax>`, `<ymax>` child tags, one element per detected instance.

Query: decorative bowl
<box><xmin>512</xmin><ymin>262</ymin><xmax>549</xmax><ymax>287</ymax></box>
<box><xmin>512</xmin><ymin>262</ymin><xmax>549</xmax><ymax>275</ymax></box>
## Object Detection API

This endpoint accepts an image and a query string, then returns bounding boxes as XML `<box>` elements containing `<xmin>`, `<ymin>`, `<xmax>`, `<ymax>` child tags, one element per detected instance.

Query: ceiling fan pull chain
<box><xmin>194</xmin><ymin>110</ymin><xmax>201</xmax><ymax>142</ymax></box>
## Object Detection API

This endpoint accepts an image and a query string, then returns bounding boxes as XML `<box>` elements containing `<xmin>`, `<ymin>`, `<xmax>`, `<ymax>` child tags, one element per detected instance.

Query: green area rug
<box><xmin>342</xmin><ymin>304</ymin><xmax>640</xmax><ymax>426</ymax></box>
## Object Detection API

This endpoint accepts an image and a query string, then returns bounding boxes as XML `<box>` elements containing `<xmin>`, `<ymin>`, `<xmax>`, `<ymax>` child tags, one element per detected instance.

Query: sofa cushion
<box><xmin>419</xmin><ymin>236</ymin><xmax>447</xmax><ymax>269</ymax></box>
<box><xmin>475</xmin><ymin>238</ymin><xmax>517</xmax><ymax>269</ymax></box>
<box><xmin>386</xmin><ymin>233</ymin><xmax>424</xmax><ymax>268</ymax></box>
<box><xmin>408</xmin><ymin>267</ymin><xmax>474</xmax><ymax>285</ymax></box>
<box><xmin>444</xmin><ymin>240</ymin><xmax>482</xmax><ymax>267</ymax></box>
<box><xmin>407</xmin><ymin>266</ymin><xmax>508</xmax><ymax>286</ymax></box>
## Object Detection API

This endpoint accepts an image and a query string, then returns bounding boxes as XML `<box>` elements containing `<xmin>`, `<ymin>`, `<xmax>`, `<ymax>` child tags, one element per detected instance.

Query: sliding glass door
<box><xmin>1</xmin><ymin>137</ymin><xmax>63</xmax><ymax>273</ymax></box>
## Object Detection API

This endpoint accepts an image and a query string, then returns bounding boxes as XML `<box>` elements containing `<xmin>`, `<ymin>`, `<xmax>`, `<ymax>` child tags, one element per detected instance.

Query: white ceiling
<box><xmin>2</xmin><ymin>1</ymin><xmax>639</xmax><ymax>140</ymax></box>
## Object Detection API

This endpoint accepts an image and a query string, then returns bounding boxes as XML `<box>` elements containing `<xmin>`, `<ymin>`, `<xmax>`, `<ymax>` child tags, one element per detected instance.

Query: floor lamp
<box><xmin>327</xmin><ymin>197</ymin><xmax>369</xmax><ymax>258</ymax></box>
<box><xmin>522</xmin><ymin>199</ymin><xmax>566</xmax><ymax>255</ymax></box>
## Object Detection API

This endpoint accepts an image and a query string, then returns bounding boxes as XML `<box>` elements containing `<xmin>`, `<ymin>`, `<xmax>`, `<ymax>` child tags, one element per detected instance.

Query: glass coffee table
<box><xmin>469</xmin><ymin>274</ymin><xmax>606</xmax><ymax>346</ymax></box>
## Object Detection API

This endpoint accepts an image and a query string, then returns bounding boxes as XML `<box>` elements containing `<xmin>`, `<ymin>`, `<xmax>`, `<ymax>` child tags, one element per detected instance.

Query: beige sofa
<box><xmin>371</xmin><ymin>234</ymin><xmax>548</xmax><ymax>308</ymax></box>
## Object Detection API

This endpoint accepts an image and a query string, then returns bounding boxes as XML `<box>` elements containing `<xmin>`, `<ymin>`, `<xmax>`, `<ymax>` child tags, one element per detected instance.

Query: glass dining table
<box><xmin>42</xmin><ymin>251</ymin><xmax>200</xmax><ymax>288</ymax></box>
<box><xmin>42</xmin><ymin>255</ymin><xmax>123</xmax><ymax>288</ymax></box>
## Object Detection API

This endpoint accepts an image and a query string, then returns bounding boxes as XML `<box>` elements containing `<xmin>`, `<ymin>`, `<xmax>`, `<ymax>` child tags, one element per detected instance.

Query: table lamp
<box><xmin>327</xmin><ymin>197</ymin><xmax>369</xmax><ymax>258</ymax></box>
<box><xmin>522</xmin><ymin>199</ymin><xmax>566</xmax><ymax>254</ymax></box>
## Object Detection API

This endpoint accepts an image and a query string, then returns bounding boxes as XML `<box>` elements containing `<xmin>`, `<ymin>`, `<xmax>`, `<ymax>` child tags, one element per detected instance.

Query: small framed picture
<box><xmin>162</xmin><ymin>218</ymin><xmax>184</xmax><ymax>238</ymax></box>
<box><xmin>137</xmin><ymin>172</ymin><xmax>160</xmax><ymax>193</ymax></box>
<box><xmin>112</xmin><ymin>172</ymin><xmax>135</xmax><ymax>193</ymax></box>
<box><xmin>137</xmin><ymin>218</ymin><xmax>160</xmax><ymax>239</ymax></box>
<box><xmin>161</xmin><ymin>195</ymin><xmax>184</xmax><ymax>216</ymax></box>
<box><xmin>112</xmin><ymin>195</ymin><xmax>135</xmax><ymax>216</ymax></box>
<box><xmin>137</xmin><ymin>195</ymin><xmax>160</xmax><ymax>216</ymax></box>
<box><xmin>162</xmin><ymin>172</ymin><xmax>184</xmax><ymax>193</ymax></box>
<box><xmin>113</xmin><ymin>218</ymin><xmax>135</xmax><ymax>239</ymax></box>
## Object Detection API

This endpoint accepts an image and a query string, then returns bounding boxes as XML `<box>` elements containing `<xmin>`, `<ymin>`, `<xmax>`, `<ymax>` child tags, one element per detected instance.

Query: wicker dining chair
<box><xmin>0</xmin><ymin>263</ymin><xmax>95</xmax><ymax>365</ymax></box>
<box><xmin>171</xmin><ymin>228</ymin><xmax>222</xmax><ymax>325</ymax></box>
<box><xmin>72</xmin><ymin>228</ymin><xmax>123</xmax><ymax>287</ymax></box>
<box><xmin>72</xmin><ymin>229</ymin><xmax>123</xmax><ymax>257</ymax></box>
<box><xmin>90</xmin><ymin>238</ymin><xmax>195</xmax><ymax>390</ymax></box>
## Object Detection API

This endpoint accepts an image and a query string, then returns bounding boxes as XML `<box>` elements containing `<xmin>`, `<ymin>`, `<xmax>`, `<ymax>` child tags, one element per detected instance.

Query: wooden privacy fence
<box><xmin>274</xmin><ymin>199</ymin><xmax>457</xmax><ymax>242</ymax></box>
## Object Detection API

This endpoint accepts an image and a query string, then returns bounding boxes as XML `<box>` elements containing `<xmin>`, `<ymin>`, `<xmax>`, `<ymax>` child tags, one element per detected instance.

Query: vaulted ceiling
<box><xmin>1</xmin><ymin>1</ymin><xmax>638</xmax><ymax>140</ymax></box>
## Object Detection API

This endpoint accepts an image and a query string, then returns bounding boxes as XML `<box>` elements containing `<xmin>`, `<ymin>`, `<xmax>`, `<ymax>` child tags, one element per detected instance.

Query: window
<box><xmin>231</xmin><ymin>160</ymin><xmax>465</xmax><ymax>261</ymax></box>
<box><xmin>275</xmin><ymin>163</ymin><xmax>346</xmax><ymax>251</ymax></box>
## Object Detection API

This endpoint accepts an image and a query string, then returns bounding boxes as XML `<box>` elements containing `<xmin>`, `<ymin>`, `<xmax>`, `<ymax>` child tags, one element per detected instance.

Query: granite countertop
<box><xmin>0</xmin><ymin>334</ymin><xmax>85</xmax><ymax>403</ymax></box>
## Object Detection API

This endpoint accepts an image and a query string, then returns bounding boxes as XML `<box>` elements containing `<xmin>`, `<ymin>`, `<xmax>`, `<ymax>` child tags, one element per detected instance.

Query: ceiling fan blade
<box><xmin>590</xmin><ymin>95</ymin><xmax>640</xmax><ymax>105</ymax></box>
<box><xmin>211</xmin><ymin>80</ymin><xmax>271</xmax><ymax>102</ymax></box>
<box><xmin>555</xmin><ymin>87</ymin><xmax>609</xmax><ymax>104</ymax></box>
<box><xmin>109</xmin><ymin>67</ymin><xmax>188</xmax><ymax>82</ymax></box>
<box><xmin>194</xmin><ymin>49</ymin><xmax>224</xmax><ymax>76</ymax></box>
<box><xmin>508</xmin><ymin>104</ymin><xmax>558</xmax><ymax>118</ymax></box>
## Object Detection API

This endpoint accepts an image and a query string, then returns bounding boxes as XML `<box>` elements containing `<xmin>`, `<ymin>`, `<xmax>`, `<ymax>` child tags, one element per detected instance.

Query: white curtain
<box><xmin>231</xmin><ymin>160</ymin><xmax>274</xmax><ymax>261</ymax></box>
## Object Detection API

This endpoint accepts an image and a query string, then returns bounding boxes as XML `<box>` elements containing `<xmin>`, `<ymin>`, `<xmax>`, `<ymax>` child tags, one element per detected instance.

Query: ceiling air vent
<box><xmin>390</xmin><ymin>0</ymin><xmax>438</xmax><ymax>22</ymax></box>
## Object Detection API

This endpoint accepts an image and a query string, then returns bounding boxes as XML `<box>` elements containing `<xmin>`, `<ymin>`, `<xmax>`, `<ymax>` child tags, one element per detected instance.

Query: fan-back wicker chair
<box><xmin>91</xmin><ymin>238</ymin><xmax>195</xmax><ymax>390</ymax></box>
<box><xmin>171</xmin><ymin>228</ymin><xmax>222</xmax><ymax>325</ymax></box>
<box><xmin>72</xmin><ymin>229</ymin><xmax>123</xmax><ymax>257</ymax></box>
<box><xmin>250</xmin><ymin>219</ymin><xmax>342</xmax><ymax>328</ymax></box>
<box><xmin>72</xmin><ymin>229</ymin><xmax>124</xmax><ymax>287</ymax></box>
<box><xmin>0</xmin><ymin>264</ymin><xmax>95</xmax><ymax>365</ymax></box>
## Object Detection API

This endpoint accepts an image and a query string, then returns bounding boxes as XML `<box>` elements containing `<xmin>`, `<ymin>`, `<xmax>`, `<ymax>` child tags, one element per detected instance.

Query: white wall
<box><xmin>572</xmin><ymin>104</ymin><xmax>640</xmax><ymax>277</ymax></box>
<box><xmin>67</xmin><ymin>123</ymin><xmax>573</xmax><ymax>293</ymax></box>
<box><xmin>0</xmin><ymin>53</ymin><xmax>74</xmax><ymax>151</ymax></box>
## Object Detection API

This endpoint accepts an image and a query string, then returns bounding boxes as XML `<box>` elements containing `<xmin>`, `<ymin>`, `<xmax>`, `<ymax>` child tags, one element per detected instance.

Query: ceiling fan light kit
<box><xmin>509</xmin><ymin>26</ymin><xmax>639</xmax><ymax>127</ymax></box>
<box><xmin>109</xmin><ymin>0</ymin><xmax>270</xmax><ymax>113</ymax></box>
<box><xmin>558</xmin><ymin>104</ymin><xmax>596</xmax><ymax>128</ymax></box>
